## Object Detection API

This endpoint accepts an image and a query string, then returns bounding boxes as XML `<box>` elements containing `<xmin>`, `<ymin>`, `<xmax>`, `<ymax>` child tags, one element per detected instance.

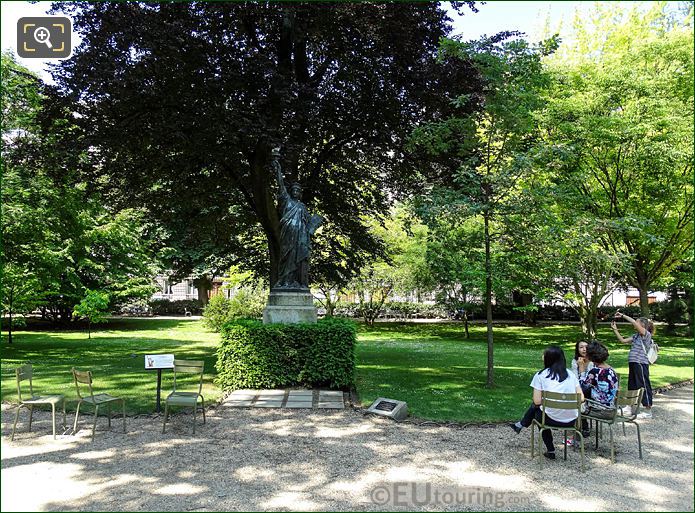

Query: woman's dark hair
<box><xmin>574</xmin><ymin>340</ymin><xmax>589</xmax><ymax>360</ymax></box>
<box><xmin>587</xmin><ymin>341</ymin><xmax>609</xmax><ymax>364</ymax></box>
<box><xmin>543</xmin><ymin>345</ymin><xmax>568</xmax><ymax>381</ymax></box>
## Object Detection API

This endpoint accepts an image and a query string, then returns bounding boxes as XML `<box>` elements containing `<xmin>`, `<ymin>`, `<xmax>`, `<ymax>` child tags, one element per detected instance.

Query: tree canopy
<box><xmin>50</xmin><ymin>1</ymin><xmax>482</xmax><ymax>286</ymax></box>
<box><xmin>1</xmin><ymin>52</ymin><xmax>157</xmax><ymax>331</ymax></box>
<box><xmin>541</xmin><ymin>2</ymin><xmax>694</xmax><ymax>316</ymax></box>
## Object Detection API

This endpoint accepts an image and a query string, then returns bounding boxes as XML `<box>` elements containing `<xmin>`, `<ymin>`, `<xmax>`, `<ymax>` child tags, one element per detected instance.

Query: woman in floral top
<box><xmin>583</xmin><ymin>342</ymin><xmax>619</xmax><ymax>419</ymax></box>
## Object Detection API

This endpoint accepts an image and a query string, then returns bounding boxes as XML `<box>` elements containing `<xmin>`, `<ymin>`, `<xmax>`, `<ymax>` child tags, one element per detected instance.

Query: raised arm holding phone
<box><xmin>611</xmin><ymin>310</ymin><xmax>655</xmax><ymax>418</ymax></box>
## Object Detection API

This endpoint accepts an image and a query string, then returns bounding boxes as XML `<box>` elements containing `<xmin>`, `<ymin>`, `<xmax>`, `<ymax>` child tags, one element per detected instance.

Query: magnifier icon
<box><xmin>33</xmin><ymin>26</ymin><xmax>52</xmax><ymax>49</ymax></box>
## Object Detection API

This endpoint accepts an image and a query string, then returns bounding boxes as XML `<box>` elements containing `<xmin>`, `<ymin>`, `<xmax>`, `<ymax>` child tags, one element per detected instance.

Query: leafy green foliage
<box><xmin>202</xmin><ymin>267</ymin><xmax>268</xmax><ymax>331</ymax></box>
<box><xmin>148</xmin><ymin>299</ymin><xmax>202</xmax><ymax>316</ymax></box>
<box><xmin>216</xmin><ymin>318</ymin><xmax>356</xmax><ymax>390</ymax></box>
<box><xmin>409</xmin><ymin>34</ymin><xmax>557</xmax><ymax>386</ymax></box>
<box><xmin>72</xmin><ymin>289</ymin><xmax>109</xmax><ymax>339</ymax></box>
<box><xmin>201</xmin><ymin>294</ymin><xmax>233</xmax><ymax>332</ymax></box>
<box><xmin>346</xmin><ymin>208</ymin><xmax>434</xmax><ymax>325</ymax></box>
<box><xmin>49</xmin><ymin>3</ymin><xmax>482</xmax><ymax>286</ymax></box>
<box><xmin>1</xmin><ymin>265</ymin><xmax>44</xmax><ymax>344</ymax></box>
<box><xmin>541</xmin><ymin>3</ymin><xmax>694</xmax><ymax>316</ymax></box>
<box><xmin>1</xmin><ymin>52</ymin><xmax>158</xmax><ymax>324</ymax></box>
<box><xmin>202</xmin><ymin>287</ymin><xmax>266</xmax><ymax>332</ymax></box>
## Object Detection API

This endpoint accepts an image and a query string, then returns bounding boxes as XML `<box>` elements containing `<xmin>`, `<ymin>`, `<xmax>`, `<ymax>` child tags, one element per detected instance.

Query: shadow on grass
<box><xmin>356</xmin><ymin>322</ymin><xmax>694</xmax><ymax>423</ymax></box>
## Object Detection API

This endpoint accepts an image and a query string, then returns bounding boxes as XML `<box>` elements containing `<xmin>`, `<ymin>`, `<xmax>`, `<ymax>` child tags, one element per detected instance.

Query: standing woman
<box><xmin>611</xmin><ymin>311</ymin><xmax>655</xmax><ymax>418</ymax></box>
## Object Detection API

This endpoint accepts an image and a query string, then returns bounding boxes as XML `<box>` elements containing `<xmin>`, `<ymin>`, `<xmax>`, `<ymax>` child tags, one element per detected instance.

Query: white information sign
<box><xmin>145</xmin><ymin>354</ymin><xmax>174</xmax><ymax>370</ymax></box>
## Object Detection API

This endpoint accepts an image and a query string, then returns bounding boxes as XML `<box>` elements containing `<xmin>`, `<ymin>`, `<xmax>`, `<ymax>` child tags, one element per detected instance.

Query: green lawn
<box><xmin>1</xmin><ymin>318</ymin><xmax>222</xmax><ymax>414</ymax></box>
<box><xmin>355</xmin><ymin>322</ymin><xmax>694</xmax><ymax>423</ymax></box>
<box><xmin>2</xmin><ymin>319</ymin><xmax>692</xmax><ymax>422</ymax></box>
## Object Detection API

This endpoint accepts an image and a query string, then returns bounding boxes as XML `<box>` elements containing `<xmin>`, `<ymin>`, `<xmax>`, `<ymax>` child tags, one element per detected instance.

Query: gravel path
<box><xmin>2</xmin><ymin>385</ymin><xmax>692</xmax><ymax>512</ymax></box>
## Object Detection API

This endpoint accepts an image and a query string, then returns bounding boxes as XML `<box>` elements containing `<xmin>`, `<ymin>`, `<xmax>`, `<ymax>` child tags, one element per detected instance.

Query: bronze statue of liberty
<box><xmin>272</xmin><ymin>148</ymin><xmax>323</xmax><ymax>289</ymax></box>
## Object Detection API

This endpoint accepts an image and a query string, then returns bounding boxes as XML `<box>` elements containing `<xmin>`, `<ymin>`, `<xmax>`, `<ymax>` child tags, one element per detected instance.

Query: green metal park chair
<box><xmin>586</xmin><ymin>387</ymin><xmax>645</xmax><ymax>463</ymax></box>
<box><xmin>162</xmin><ymin>359</ymin><xmax>206</xmax><ymax>434</ymax></box>
<box><xmin>11</xmin><ymin>364</ymin><xmax>66</xmax><ymax>440</ymax></box>
<box><xmin>531</xmin><ymin>390</ymin><xmax>585</xmax><ymax>472</ymax></box>
<box><xmin>72</xmin><ymin>368</ymin><xmax>126</xmax><ymax>441</ymax></box>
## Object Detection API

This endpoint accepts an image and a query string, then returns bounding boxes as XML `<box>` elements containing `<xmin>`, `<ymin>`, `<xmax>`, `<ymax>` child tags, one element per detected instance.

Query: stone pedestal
<box><xmin>262</xmin><ymin>289</ymin><xmax>317</xmax><ymax>324</ymax></box>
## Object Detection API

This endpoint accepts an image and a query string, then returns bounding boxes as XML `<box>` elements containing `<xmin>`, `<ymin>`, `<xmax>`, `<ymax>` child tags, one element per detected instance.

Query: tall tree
<box><xmin>409</xmin><ymin>34</ymin><xmax>557</xmax><ymax>387</ymax></box>
<box><xmin>542</xmin><ymin>2</ymin><xmax>694</xmax><ymax>316</ymax></box>
<box><xmin>1</xmin><ymin>52</ymin><xmax>158</xmax><ymax>327</ymax></box>
<box><xmin>50</xmin><ymin>2</ymin><xmax>482</xmax><ymax>286</ymax></box>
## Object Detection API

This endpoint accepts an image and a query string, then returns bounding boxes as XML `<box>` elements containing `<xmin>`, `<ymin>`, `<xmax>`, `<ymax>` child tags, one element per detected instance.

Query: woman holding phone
<box><xmin>611</xmin><ymin>310</ymin><xmax>655</xmax><ymax>418</ymax></box>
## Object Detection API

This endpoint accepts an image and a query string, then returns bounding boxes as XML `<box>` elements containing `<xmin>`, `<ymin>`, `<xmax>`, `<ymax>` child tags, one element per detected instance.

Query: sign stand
<box><xmin>145</xmin><ymin>354</ymin><xmax>175</xmax><ymax>413</ymax></box>
<box><xmin>155</xmin><ymin>369</ymin><xmax>163</xmax><ymax>413</ymax></box>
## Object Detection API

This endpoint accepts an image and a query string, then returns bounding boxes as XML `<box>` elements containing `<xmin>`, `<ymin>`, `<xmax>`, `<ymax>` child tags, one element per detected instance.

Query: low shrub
<box><xmin>202</xmin><ymin>294</ymin><xmax>233</xmax><ymax>331</ymax></box>
<box><xmin>382</xmin><ymin>302</ymin><xmax>448</xmax><ymax>319</ymax></box>
<box><xmin>202</xmin><ymin>286</ymin><xmax>266</xmax><ymax>331</ymax></box>
<box><xmin>650</xmin><ymin>299</ymin><xmax>689</xmax><ymax>326</ymax></box>
<box><xmin>148</xmin><ymin>298</ymin><xmax>203</xmax><ymax>315</ymax></box>
<box><xmin>227</xmin><ymin>286</ymin><xmax>266</xmax><ymax>320</ymax></box>
<box><xmin>332</xmin><ymin>301</ymin><xmax>360</xmax><ymax>318</ymax></box>
<box><xmin>596</xmin><ymin>304</ymin><xmax>642</xmax><ymax>321</ymax></box>
<box><xmin>118</xmin><ymin>298</ymin><xmax>153</xmax><ymax>316</ymax></box>
<box><xmin>215</xmin><ymin>318</ymin><xmax>356</xmax><ymax>390</ymax></box>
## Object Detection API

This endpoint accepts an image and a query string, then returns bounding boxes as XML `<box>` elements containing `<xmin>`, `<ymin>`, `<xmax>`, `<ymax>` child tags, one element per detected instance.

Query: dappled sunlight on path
<box><xmin>1</xmin><ymin>385</ymin><xmax>692</xmax><ymax>511</ymax></box>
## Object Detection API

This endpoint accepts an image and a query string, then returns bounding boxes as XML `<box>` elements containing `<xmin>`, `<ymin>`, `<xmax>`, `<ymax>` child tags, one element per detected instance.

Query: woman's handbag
<box><xmin>583</xmin><ymin>399</ymin><xmax>616</xmax><ymax>419</ymax></box>
<box><xmin>641</xmin><ymin>339</ymin><xmax>659</xmax><ymax>364</ymax></box>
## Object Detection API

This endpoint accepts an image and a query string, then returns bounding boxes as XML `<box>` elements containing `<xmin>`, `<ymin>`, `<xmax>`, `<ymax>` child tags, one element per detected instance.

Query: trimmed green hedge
<box><xmin>215</xmin><ymin>318</ymin><xmax>356</xmax><ymax>390</ymax></box>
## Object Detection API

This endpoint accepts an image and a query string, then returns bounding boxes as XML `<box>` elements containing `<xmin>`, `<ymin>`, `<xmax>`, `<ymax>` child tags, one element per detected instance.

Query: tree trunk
<box><xmin>685</xmin><ymin>288</ymin><xmax>693</xmax><ymax>337</ymax></box>
<box><xmin>88</xmin><ymin>320</ymin><xmax>91</xmax><ymax>340</ymax></box>
<box><xmin>522</xmin><ymin>293</ymin><xmax>536</xmax><ymax>325</ymax></box>
<box><xmin>575</xmin><ymin>288</ymin><xmax>596</xmax><ymax>339</ymax></box>
<box><xmin>194</xmin><ymin>276</ymin><xmax>212</xmax><ymax>306</ymax></box>
<box><xmin>484</xmin><ymin>212</ymin><xmax>494</xmax><ymax>388</ymax></box>
<box><xmin>267</xmin><ymin>231</ymin><xmax>281</xmax><ymax>289</ymax></box>
<box><xmin>579</xmin><ymin>307</ymin><xmax>597</xmax><ymax>339</ymax></box>
<box><xmin>638</xmin><ymin>286</ymin><xmax>650</xmax><ymax>318</ymax></box>
<box><xmin>7</xmin><ymin>311</ymin><xmax>13</xmax><ymax>344</ymax></box>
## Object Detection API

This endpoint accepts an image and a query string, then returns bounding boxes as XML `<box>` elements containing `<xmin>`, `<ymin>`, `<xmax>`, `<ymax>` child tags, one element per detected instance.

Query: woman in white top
<box><xmin>510</xmin><ymin>346</ymin><xmax>583</xmax><ymax>459</ymax></box>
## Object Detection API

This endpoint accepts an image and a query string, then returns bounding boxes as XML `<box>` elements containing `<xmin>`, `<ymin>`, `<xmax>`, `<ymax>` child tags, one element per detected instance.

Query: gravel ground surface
<box><xmin>1</xmin><ymin>385</ymin><xmax>692</xmax><ymax>512</ymax></box>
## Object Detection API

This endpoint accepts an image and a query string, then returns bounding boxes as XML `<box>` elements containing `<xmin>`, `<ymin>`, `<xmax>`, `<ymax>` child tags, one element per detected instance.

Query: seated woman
<box><xmin>567</xmin><ymin>340</ymin><xmax>595</xmax><ymax>445</ymax></box>
<box><xmin>509</xmin><ymin>346</ymin><xmax>583</xmax><ymax>460</ymax></box>
<box><xmin>570</xmin><ymin>340</ymin><xmax>595</xmax><ymax>386</ymax></box>
<box><xmin>582</xmin><ymin>341</ymin><xmax>619</xmax><ymax>418</ymax></box>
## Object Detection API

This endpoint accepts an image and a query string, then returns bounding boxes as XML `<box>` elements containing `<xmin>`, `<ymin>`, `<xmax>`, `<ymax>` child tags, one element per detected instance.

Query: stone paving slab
<box><xmin>318</xmin><ymin>401</ymin><xmax>344</xmax><ymax>409</ymax></box>
<box><xmin>254</xmin><ymin>401</ymin><xmax>284</xmax><ymax>408</ymax></box>
<box><xmin>222</xmin><ymin>389</ymin><xmax>344</xmax><ymax>409</ymax></box>
<box><xmin>284</xmin><ymin>402</ymin><xmax>313</xmax><ymax>409</ymax></box>
<box><xmin>224</xmin><ymin>399</ymin><xmax>254</xmax><ymax>407</ymax></box>
<box><xmin>287</xmin><ymin>390</ymin><xmax>313</xmax><ymax>397</ymax></box>
<box><xmin>258</xmin><ymin>390</ymin><xmax>286</xmax><ymax>396</ymax></box>
<box><xmin>229</xmin><ymin>389</ymin><xmax>259</xmax><ymax>395</ymax></box>
<box><xmin>319</xmin><ymin>391</ymin><xmax>343</xmax><ymax>398</ymax></box>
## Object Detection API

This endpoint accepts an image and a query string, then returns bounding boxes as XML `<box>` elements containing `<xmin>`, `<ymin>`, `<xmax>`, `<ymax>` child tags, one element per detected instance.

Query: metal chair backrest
<box><xmin>540</xmin><ymin>391</ymin><xmax>582</xmax><ymax>424</ymax></box>
<box><xmin>72</xmin><ymin>368</ymin><xmax>96</xmax><ymax>401</ymax></box>
<box><xmin>617</xmin><ymin>387</ymin><xmax>644</xmax><ymax>413</ymax></box>
<box><xmin>172</xmin><ymin>359</ymin><xmax>204</xmax><ymax>395</ymax></box>
<box><xmin>15</xmin><ymin>364</ymin><xmax>35</xmax><ymax>402</ymax></box>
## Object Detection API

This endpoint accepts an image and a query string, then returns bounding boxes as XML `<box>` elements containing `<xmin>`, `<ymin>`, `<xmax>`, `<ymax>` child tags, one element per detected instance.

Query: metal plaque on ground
<box><xmin>366</xmin><ymin>397</ymin><xmax>408</xmax><ymax>421</ymax></box>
